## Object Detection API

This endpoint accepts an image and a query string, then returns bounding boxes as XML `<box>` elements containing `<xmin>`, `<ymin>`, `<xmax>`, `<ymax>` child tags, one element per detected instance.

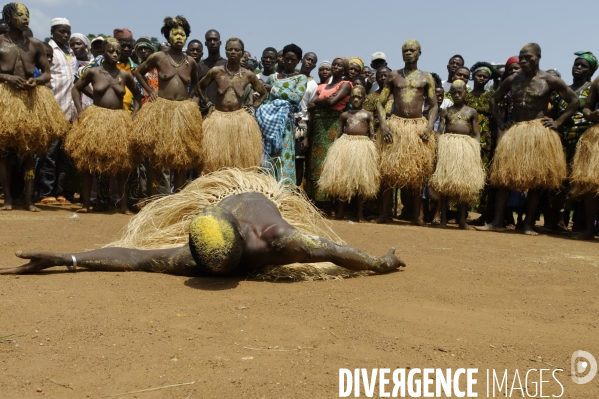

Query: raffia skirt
<box><xmin>490</xmin><ymin>120</ymin><xmax>566</xmax><ymax>191</ymax></box>
<box><xmin>430</xmin><ymin>134</ymin><xmax>486</xmax><ymax>204</ymax></box>
<box><xmin>64</xmin><ymin>105</ymin><xmax>138</xmax><ymax>175</ymax></box>
<box><xmin>0</xmin><ymin>83</ymin><xmax>69</xmax><ymax>155</ymax></box>
<box><xmin>569</xmin><ymin>124</ymin><xmax>599</xmax><ymax>198</ymax></box>
<box><xmin>379</xmin><ymin>115</ymin><xmax>436</xmax><ymax>189</ymax></box>
<box><xmin>133</xmin><ymin>97</ymin><xmax>203</xmax><ymax>170</ymax></box>
<box><xmin>318</xmin><ymin>135</ymin><xmax>380</xmax><ymax>201</ymax></box>
<box><xmin>201</xmin><ymin>109</ymin><xmax>262</xmax><ymax>173</ymax></box>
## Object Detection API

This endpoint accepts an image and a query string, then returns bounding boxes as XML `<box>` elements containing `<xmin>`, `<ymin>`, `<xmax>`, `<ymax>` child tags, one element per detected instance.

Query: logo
<box><xmin>571</xmin><ymin>350</ymin><xmax>597</xmax><ymax>385</ymax></box>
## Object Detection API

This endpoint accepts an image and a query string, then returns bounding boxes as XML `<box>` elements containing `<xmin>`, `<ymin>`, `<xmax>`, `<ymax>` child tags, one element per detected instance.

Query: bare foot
<box><xmin>26</xmin><ymin>205</ymin><xmax>41</xmax><ymax>212</ymax></box>
<box><xmin>410</xmin><ymin>218</ymin><xmax>424</xmax><ymax>226</ymax></box>
<box><xmin>118</xmin><ymin>208</ymin><xmax>134</xmax><ymax>216</ymax></box>
<box><xmin>356</xmin><ymin>217</ymin><xmax>368</xmax><ymax>223</ymax></box>
<box><xmin>572</xmin><ymin>232</ymin><xmax>595</xmax><ymax>240</ymax></box>
<box><xmin>439</xmin><ymin>222</ymin><xmax>447</xmax><ymax>229</ymax></box>
<box><xmin>379</xmin><ymin>248</ymin><xmax>406</xmax><ymax>273</ymax></box>
<box><xmin>475</xmin><ymin>223</ymin><xmax>505</xmax><ymax>232</ymax></box>
<box><xmin>371</xmin><ymin>215</ymin><xmax>390</xmax><ymax>224</ymax></box>
<box><xmin>1</xmin><ymin>204</ymin><xmax>13</xmax><ymax>211</ymax></box>
<box><xmin>459</xmin><ymin>222</ymin><xmax>471</xmax><ymax>230</ymax></box>
<box><xmin>76</xmin><ymin>207</ymin><xmax>89</xmax><ymax>213</ymax></box>
<box><xmin>523</xmin><ymin>227</ymin><xmax>539</xmax><ymax>236</ymax></box>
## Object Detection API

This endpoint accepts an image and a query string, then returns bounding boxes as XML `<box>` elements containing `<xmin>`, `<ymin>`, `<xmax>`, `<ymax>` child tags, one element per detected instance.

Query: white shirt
<box><xmin>49</xmin><ymin>39</ymin><xmax>76</xmax><ymax>121</ymax></box>
<box><xmin>369</xmin><ymin>81</ymin><xmax>379</xmax><ymax>94</ymax></box>
<box><xmin>295</xmin><ymin>77</ymin><xmax>318</xmax><ymax>121</ymax></box>
<box><xmin>256</xmin><ymin>72</ymin><xmax>271</xmax><ymax>82</ymax></box>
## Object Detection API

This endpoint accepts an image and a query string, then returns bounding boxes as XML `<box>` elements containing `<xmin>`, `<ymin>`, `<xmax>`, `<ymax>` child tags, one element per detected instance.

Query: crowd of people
<box><xmin>1</xmin><ymin>2</ymin><xmax>599</xmax><ymax>242</ymax></box>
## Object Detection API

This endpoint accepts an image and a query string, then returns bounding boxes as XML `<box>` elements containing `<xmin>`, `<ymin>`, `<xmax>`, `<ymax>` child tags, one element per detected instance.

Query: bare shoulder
<box><xmin>465</xmin><ymin>105</ymin><xmax>478</xmax><ymax>118</ymax></box>
<box><xmin>187</xmin><ymin>56</ymin><xmax>198</xmax><ymax>70</ymax></box>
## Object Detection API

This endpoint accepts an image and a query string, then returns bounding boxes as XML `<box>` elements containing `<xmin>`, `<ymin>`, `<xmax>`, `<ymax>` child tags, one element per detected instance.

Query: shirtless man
<box><xmin>375</xmin><ymin>40</ymin><xmax>438</xmax><ymax>225</ymax></box>
<box><xmin>0</xmin><ymin>2</ymin><xmax>66</xmax><ymax>212</ymax></box>
<box><xmin>135</xmin><ymin>16</ymin><xmax>201</xmax><ymax>193</ymax></box>
<box><xmin>197</xmin><ymin>30</ymin><xmax>226</xmax><ymax>114</ymax></box>
<box><xmin>0</xmin><ymin>192</ymin><xmax>405</xmax><ymax>276</ymax></box>
<box><xmin>478</xmin><ymin>43</ymin><xmax>578</xmax><ymax>235</ymax></box>
<box><xmin>197</xmin><ymin>38</ymin><xmax>267</xmax><ymax>172</ymax></box>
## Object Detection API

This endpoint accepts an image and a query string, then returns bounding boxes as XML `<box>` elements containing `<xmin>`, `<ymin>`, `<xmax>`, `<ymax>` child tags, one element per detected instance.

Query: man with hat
<box><xmin>368</xmin><ymin>51</ymin><xmax>387</xmax><ymax>93</ymax></box>
<box><xmin>90</xmin><ymin>36</ymin><xmax>104</xmax><ymax>58</ymax></box>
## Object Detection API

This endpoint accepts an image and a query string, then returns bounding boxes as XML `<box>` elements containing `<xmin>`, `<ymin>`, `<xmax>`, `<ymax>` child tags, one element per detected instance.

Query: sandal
<box><xmin>56</xmin><ymin>196</ymin><xmax>71</xmax><ymax>204</ymax></box>
<box><xmin>40</xmin><ymin>196</ymin><xmax>57</xmax><ymax>205</ymax></box>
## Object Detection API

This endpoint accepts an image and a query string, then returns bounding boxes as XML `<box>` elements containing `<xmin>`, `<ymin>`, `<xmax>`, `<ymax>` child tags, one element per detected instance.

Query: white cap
<box><xmin>371</xmin><ymin>52</ymin><xmax>386</xmax><ymax>62</ymax></box>
<box><xmin>51</xmin><ymin>18</ymin><xmax>70</xmax><ymax>27</ymax></box>
<box><xmin>90</xmin><ymin>36</ymin><xmax>105</xmax><ymax>44</ymax></box>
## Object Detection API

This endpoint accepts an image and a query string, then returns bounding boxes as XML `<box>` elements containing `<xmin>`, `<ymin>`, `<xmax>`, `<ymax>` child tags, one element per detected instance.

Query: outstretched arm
<box><xmin>0</xmin><ymin>245</ymin><xmax>197</xmax><ymax>276</ymax></box>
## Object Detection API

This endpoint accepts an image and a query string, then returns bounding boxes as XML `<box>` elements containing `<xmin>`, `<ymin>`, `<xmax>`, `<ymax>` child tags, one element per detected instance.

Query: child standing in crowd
<box><xmin>430</xmin><ymin>80</ymin><xmax>485</xmax><ymax>229</ymax></box>
<box><xmin>318</xmin><ymin>86</ymin><xmax>380</xmax><ymax>222</ymax></box>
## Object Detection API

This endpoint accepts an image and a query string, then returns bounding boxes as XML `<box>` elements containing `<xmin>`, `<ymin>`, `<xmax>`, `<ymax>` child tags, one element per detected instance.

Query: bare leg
<box><xmin>572</xmin><ymin>195</ymin><xmax>599</xmax><ymax>240</ymax></box>
<box><xmin>22</xmin><ymin>155</ymin><xmax>40</xmax><ymax>212</ymax></box>
<box><xmin>432</xmin><ymin>199</ymin><xmax>442</xmax><ymax>224</ymax></box>
<box><xmin>77</xmin><ymin>172</ymin><xmax>93</xmax><ymax>213</ymax></box>
<box><xmin>439</xmin><ymin>195</ymin><xmax>448</xmax><ymax>228</ymax></box>
<box><xmin>333</xmin><ymin>200</ymin><xmax>345</xmax><ymax>220</ymax></box>
<box><xmin>356</xmin><ymin>196</ymin><xmax>366</xmax><ymax>223</ymax></box>
<box><xmin>476</xmin><ymin>187</ymin><xmax>509</xmax><ymax>232</ymax></box>
<box><xmin>173</xmin><ymin>170</ymin><xmax>186</xmax><ymax>192</ymax></box>
<box><xmin>116</xmin><ymin>172</ymin><xmax>132</xmax><ymax>215</ymax></box>
<box><xmin>0</xmin><ymin>154</ymin><xmax>13</xmax><ymax>210</ymax></box>
<box><xmin>522</xmin><ymin>188</ymin><xmax>541</xmax><ymax>236</ymax></box>
<box><xmin>458</xmin><ymin>203</ymin><xmax>469</xmax><ymax>230</ymax></box>
<box><xmin>411</xmin><ymin>187</ymin><xmax>424</xmax><ymax>226</ymax></box>
<box><xmin>372</xmin><ymin>187</ymin><xmax>393</xmax><ymax>224</ymax></box>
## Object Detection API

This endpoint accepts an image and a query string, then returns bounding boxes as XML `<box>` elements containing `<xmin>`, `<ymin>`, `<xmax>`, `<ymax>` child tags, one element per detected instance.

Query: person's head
<box><xmin>240</xmin><ymin>50</ymin><xmax>250</xmax><ymax>68</ymax></box>
<box><xmin>447</xmin><ymin>54</ymin><xmax>464</xmax><ymax>77</ymax></box>
<box><xmin>363</xmin><ymin>66</ymin><xmax>373</xmax><ymax>78</ymax></box>
<box><xmin>186</xmin><ymin>39</ymin><xmax>203</xmax><ymax>62</ymax></box>
<box><xmin>247</xmin><ymin>56</ymin><xmax>259</xmax><ymax>71</ymax></box>
<box><xmin>113</xmin><ymin>28</ymin><xmax>134</xmax><ymax>61</ymax></box>
<box><xmin>2</xmin><ymin>3</ymin><xmax>29</xmax><ymax>33</ymax></box>
<box><xmin>134</xmin><ymin>37</ymin><xmax>155</xmax><ymax>63</ymax></box>
<box><xmin>519</xmin><ymin>43</ymin><xmax>541</xmax><ymax>74</ymax></box>
<box><xmin>350</xmin><ymin>85</ymin><xmax>367</xmax><ymax>109</ymax></box>
<box><xmin>188</xmin><ymin>206</ymin><xmax>245</xmax><ymax>275</ymax></box>
<box><xmin>90</xmin><ymin>37</ymin><xmax>104</xmax><ymax>58</ymax></box>
<box><xmin>204</xmin><ymin>29</ymin><xmax>220</xmax><ymax>55</ymax></box>
<box><xmin>300</xmin><ymin>52</ymin><xmax>317</xmax><ymax>75</ymax></box>
<box><xmin>69</xmin><ymin>33</ymin><xmax>90</xmax><ymax>60</ymax></box>
<box><xmin>225</xmin><ymin>37</ymin><xmax>244</xmax><ymax>64</ymax></box>
<box><xmin>402</xmin><ymin>39</ymin><xmax>421</xmax><ymax>64</ymax></box>
<box><xmin>435</xmin><ymin>86</ymin><xmax>445</xmax><ymax>106</ymax></box>
<box><xmin>277</xmin><ymin>50</ymin><xmax>284</xmax><ymax>66</ymax></box>
<box><xmin>161</xmin><ymin>16</ymin><xmax>190</xmax><ymax>50</ymax></box>
<box><xmin>348</xmin><ymin>57</ymin><xmax>364</xmax><ymax>79</ymax></box>
<box><xmin>103</xmin><ymin>37</ymin><xmax>122</xmax><ymax>66</ymax></box>
<box><xmin>370</xmin><ymin>52</ymin><xmax>387</xmax><ymax>70</ymax></box>
<box><xmin>318</xmin><ymin>60</ymin><xmax>331</xmax><ymax>83</ymax></box>
<box><xmin>573</xmin><ymin>51</ymin><xmax>598</xmax><ymax>82</ymax></box>
<box><xmin>331</xmin><ymin>57</ymin><xmax>348</xmax><ymax>78</ymax></box>
<box><xmin>449</xmin><ymin>80</ymin><xmax>467</xmax><ymax>104</ymax></box>
<box><xmin>492</xmin><ymin>65</ymin><xmax>505</xmax><ymax>87</ymax></box>
<box><xmin>281</xmin><ymin>43</ymin><xmax>302</xmax><ymax>74</ymax></box>
<box><xmin>546</xmin><ymin>69</ymin><xmax>561</xmax><ymax>78</ymax></box>
<box><xmin>376</xmin><ymin>66</ymin><xmax>392</xmax><ymax>89</ymax></box>
<box><xmin>351</xmin><ymin>75</ymin><xmax>366</xmax><ymax>88</ymax></box>
<box><xmin>505</xmin><ymin>56</ymin><xmax>521</xmax><ymax>77</ymax></box>
<box><xmin>159</xmin><ymin>42</ymin><xmax>170</xmax><ymax>52</ymax></box>
<box><xmin>261</xmin><ymin>47</ymin><xmax>277</xmax><ymax>72</ymax></box>
<box><xmin>0</xmin><ymin>19</ymin><xmax>8</xmax><ymax>34</ymax></box>
<box><xmin>430</xmin><ymin>72</ymin><xmax>442</xmax><ymax>87</ymax></box>
<box><xmin>453</xmin><ymin>66</ymin><xmax>470</xmax><ymax>83</ymax></box>
<box><xmin>50</xmin><ymin>17</ymin><xmax>70</xmax><ymax>47</ymax></box>
<box><xmin>470</xmin><ymin>61</ymin><xmax>493</xmax><ymax>89</ymax></box>
<box><xmin>43</xmin><ymin>42</ymin><xmax>53</xmax><ymax>64</ymax></box>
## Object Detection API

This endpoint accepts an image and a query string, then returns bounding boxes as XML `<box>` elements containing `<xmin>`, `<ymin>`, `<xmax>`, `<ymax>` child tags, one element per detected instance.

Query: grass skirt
<box><xmin>108</xmin><ymin>168</ymin><xmax>374</xmax><ymax>280</ymax></box>
<box><xmin>133</xmin><ymin>98</ymin><xmax>203</xmax><ymax>170</ymax></box>
<box><xmin>202</xmin><ymin>109</ymin><xmax>262</xmax><ymax>173</ymax></box>
<box><xmin>430</xmin><ymin>134</ymin><xmax>486</xmax><ymax>204</ymax></box>
<box><xmin>379</xmin><ymin>115</ymin><xmax>436</xmax><ymax>189</ymax></box>
<box><xmin>0</xmin><ymin>83</ymin><xmax>69</xmax><ymax>155</ymax></box>
<box><xmin>570</xmin><ymin>125</ymin><xmax>599</xmax><ymax>198</ymax></box>
<box><xmin>64</xmin><ymin>105</ymin><xmax>138</xmax><ymax>175</ymax></box>
<box><xmin>490</xmin><ymin>120</ymin><xmax>566</xmax><ymax>191</ymax></box>
<box><xmin>318</xmin><ymin>135</ymin><xmax>380</xmax><ymax>201</ymax></box>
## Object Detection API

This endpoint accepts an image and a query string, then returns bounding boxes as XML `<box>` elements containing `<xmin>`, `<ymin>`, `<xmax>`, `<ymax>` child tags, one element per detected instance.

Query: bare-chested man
<box><xmin>198</xmin><ymin>38</ymin><xmax>266</xmax><ymax>172</ymax></box>
<box><xmin>478</xmin><ymin>43</ymin><xmax>578</xmax><ymax>235</ymax></box>
<box><xmin>134</xmin><ymin>16</ymin><xmax>202</xmax><ymax>194</ymax></box>
<box><xmin>0</xmin><ymin>192</ymin><xmax>405</xmax><ymax>277</ymax></box>
<box><xmin>197</xmin><ymin>30</ymin><xmax>226</xmax><ymax>115</ymax></box>
<box><xmin>0</xmin><ymin>2</ymin><xmax>68</xmax><ymax>212</ymax></box>
<box><xmin>375</xmin><ymin>39</ymin><xmax>438</xmax><ymax>225</ymax></box>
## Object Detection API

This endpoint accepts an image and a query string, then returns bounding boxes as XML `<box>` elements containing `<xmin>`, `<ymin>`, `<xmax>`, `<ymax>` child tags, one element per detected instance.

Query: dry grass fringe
<box><xmin>430</xmin><ymin>134</ymin><xmax>486</xmax><ymax>204</ymax></box>
<box><xmin>318</xmin><ymin>135</ymin><xmax>380</xmax><ymax>201</ymax></box>
<box><xmin>379</xmin><ymin>116</ymin><xmax>436</xmax><ymax>189</ymax></box>
<box><xmin>490</xmin><ymin>120</ymin><xmax>566</xmax><ymax>191</ymax></box>
<box><xmin>570</xmin><ymin>125</ymin><xmax>599</xmax><ymax>198</ymax></box>
<box><xmin>109</xmin><ymin>168</ymin><xmax>344</xmax><ymax>250</ymax></box>
<box><xmin>0</xmin><ymin>84</ymin><xmax>69</xmax><ymax>156</ymax></box>
<box><xmin>64</xmin><ymin>105</ymin><xmax>138</xmax><ymax>175</ymax></box>
<box><xmin>202</xmin><ymin>109</ymin><xmax>263</xmax><ymax>173</ymax></box>
<box><xmin>133</xmin><ymin>97</ymin><xmax>203</xmax><ymax>170</ymax></box>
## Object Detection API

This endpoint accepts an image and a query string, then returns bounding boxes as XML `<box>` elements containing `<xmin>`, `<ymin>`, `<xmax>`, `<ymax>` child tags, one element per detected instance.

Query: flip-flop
<box><xmin>40</xmin><ymin>196</ymin><xmax>57</xmax><ymax>204</ymax></box>
<box><xmin>56</xmin><ymin>196</ymin><xmax>71</xmax><ymax>204</ymax></box>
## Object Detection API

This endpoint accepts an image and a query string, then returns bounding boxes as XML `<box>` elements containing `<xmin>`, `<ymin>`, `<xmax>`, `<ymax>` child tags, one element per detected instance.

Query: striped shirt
<box><xmin>48</xmin><ymin>39</ymin><xmax>77</xmax><ymax>121</ymax></box>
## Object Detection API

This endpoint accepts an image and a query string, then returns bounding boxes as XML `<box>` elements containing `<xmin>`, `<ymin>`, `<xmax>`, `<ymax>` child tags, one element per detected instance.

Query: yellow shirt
<box><xmin>117</xmin><ymin>62</ymin><xmax>133</xmax><ymax>113</ymax></box>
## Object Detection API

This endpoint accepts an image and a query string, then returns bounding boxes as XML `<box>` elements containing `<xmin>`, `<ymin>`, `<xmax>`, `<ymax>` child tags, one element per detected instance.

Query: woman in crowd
<box><xmin>64</xmin><ymin>37</ymin><xmax>141</xmax><ymax>214</ymax></box>
<box><xmin>134</xmin><ymin>37</ymin><xmax>157</xmax><ymax>104</ymax></box>
<box><xmin>255</xmin><ymin>44</ymin><xmax>307</xmax><ymax>185</ymax></box>
<box><xmin>305</xmin><ymin>57</ymin><xmax>352</xmax><ymax>213</ymax></box>
<box><xmin>317</xmin><ymin>61</ymin><xmax>331</xmax><ymax>84</ymax></box>
<box><xmin>347</xmin><ymin>57</ymin><xmax>364</xmax><ymax>81</ymax></box>
<box><xmin>69</xmin><ymin>33</ymin><xmax>93</xmax><ymax>113</ymax></box>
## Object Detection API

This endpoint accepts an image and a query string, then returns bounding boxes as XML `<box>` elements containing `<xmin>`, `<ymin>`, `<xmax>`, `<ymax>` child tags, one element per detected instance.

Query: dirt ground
<box><xmin>1</xmin><ymin>202</ymin><xmax>598</xmax><ymax>398</ymax></box>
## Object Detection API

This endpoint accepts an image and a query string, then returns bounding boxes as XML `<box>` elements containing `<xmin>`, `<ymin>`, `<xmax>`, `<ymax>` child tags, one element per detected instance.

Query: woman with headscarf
<box><xmin>305</xmin><ymin>57</ymin><xmax>352</xmax><ymax>213</ymax></box>
<box><xmin>70</xmin><ymin>33</ymin><xmax>93</xmax><ymax>114</ymax></box>
<box><xmin>347</xmin><ymin>57</ymin><xmax>364</xmax><ymax>81</ymax></box>
<box><xmin>547</xmin><ymin>51</ymin><xmax>598</xmax><ymax>232</ymax></box>
<box><xmin>134</xmin><ymin>37</ymin><xmax>158</xmax><ymax>104</ymax></box>
<box><xmin>255</xmin><ymin>43</ymin><xmax>307</xmax><ymax>185</ymax></box>
<box><xmin>318</xmin><ymin>61</ymin><xmax>331</xmax><ymax>84</ymax></box>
